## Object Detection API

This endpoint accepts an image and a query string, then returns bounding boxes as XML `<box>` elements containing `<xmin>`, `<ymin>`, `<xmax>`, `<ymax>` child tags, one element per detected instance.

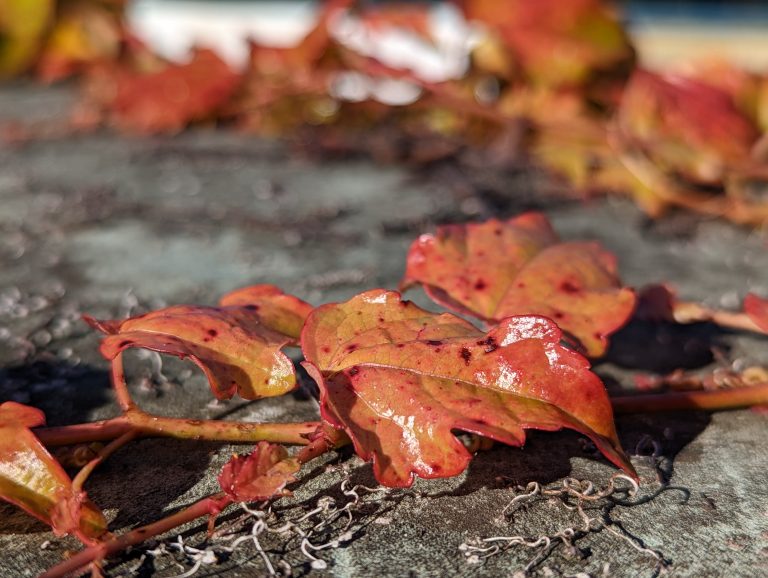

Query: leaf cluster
<box><xmin>3</xmin><ymin>0</ymin><xmax>768</xmax><ymax>224</ymax></box>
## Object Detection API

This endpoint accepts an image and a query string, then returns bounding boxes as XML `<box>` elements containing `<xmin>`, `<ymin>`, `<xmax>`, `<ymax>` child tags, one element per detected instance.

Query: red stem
<box><xmin>40</xmin><ymin>494</ymin><xmax>232</xmax><ymax>578</ymax></box>
<box><xmin>611</xmin><ymin>382</ymin><xmax>768</xmax><ymax>413</ymax></box>
<box><xmin>35</xmin><ymin>411</ymin><xmax>321</xmax><ymax>447</ymax></box>
<box><xmin>40</xmin><ymin>433</ymin><xmax>339</xmax><ymax>578</ymax></box>
<box><xmin>110</xmin><ymin>353</ymin><xmax>135</xmax><ymax>412</ymax></box>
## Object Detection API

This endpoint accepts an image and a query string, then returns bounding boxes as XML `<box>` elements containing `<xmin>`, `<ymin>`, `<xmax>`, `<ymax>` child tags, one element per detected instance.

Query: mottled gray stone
<box><xmin>1</xmin><ymin>83</ymin><xmax>767</xmax><ymax>577</ymax></box>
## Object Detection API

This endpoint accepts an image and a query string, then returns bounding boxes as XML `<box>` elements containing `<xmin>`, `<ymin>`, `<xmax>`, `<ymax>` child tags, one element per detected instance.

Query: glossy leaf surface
<box><xmin>0</xmin><ymin>402</ymin><xmax>107</xmax><ymax>540</ymax></box>
<box><xmin>302</xmin><ymin>289</ymin><xmax>634</xmax><ymax>487</ymax></box>
<box><xmin>85</xmin><ymin>299</ymin><xmax>300</xmax><ymax>400</ymax></box>
<box><xmin>218</xmin><ymin>442</ymin><xmax>300</xmax><ymax>503</ymax></box>
<box><xmin>401</xmin><ymin>214</ymin><xmax>636</xmax><ymax>356</ymax></box>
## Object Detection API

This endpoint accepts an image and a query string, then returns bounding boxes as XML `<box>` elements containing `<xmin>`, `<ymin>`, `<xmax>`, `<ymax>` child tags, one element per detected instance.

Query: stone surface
<box><xmin>1</xmin><ymin>83</ymin><xmax>767</xmax><ymax>577</ymax></box>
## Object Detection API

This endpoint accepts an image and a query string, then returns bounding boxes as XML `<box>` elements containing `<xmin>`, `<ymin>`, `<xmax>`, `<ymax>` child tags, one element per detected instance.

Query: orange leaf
<box><xmin>219</xmin><ymin>284</ymin><xmax>314</xmax><ymax>341</ymax></box>
<box><xmin>401</xmin><ymin>214</ymin><xmax>636</xmax><ymax>357</ymax></box>
<box><xmin>218</xmin><ymin>441</ymin><xmax>300</xmax><ymax>503</ymax></box>
<box><xmin>84</xmin><ymin>292</ymin><xmax>308</xmax><ymax>400</ymax></box>
<box><xmin>0</xmin><ymin>402</ymin><xmax>107</xmax><ymax>541</ymax></box>
<box><xmin>302</xmin><ymin>290</ymin><xmax>634</xmax><ymax>487</ymax></box>
<box><xmin>618</xmin><ymin>69</ymin><xmax>759</xmax><ymax>183</ymax></box>
<box><xmin>459</xmin><ymin>0</ymin><xmax>633</xmax><ymax>88</ymax></box>
<box><xmin>83</xmin><ymin>48</ymin><xmax>241</xmax><ymax>134</ymax></box>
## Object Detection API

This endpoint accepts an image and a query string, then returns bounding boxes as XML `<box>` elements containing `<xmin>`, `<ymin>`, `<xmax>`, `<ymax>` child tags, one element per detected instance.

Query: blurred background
<box><xmin>127</xmin><ymin>0</ymin><xmax>768</xmax><ymax>70</ymax></box>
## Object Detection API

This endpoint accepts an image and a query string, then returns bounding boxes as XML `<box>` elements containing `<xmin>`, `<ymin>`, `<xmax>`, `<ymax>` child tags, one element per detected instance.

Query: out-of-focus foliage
<box><xmin>3</xmin><ymin>0</ymin><xmax>768</xmax><ymax>225</ymax></box>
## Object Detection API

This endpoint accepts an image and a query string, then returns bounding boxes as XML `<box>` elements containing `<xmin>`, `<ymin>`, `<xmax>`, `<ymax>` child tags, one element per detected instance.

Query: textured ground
<box><xmin>1</xmin><ymin>83</ymin><xmax>767</xmax><ymax>577</ymax></box>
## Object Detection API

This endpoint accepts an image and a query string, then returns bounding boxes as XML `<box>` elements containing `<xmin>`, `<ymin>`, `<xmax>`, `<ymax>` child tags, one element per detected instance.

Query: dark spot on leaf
<box><xmin>475</xmin><ymin>337</ymin><xmax>498</xmax><ymax>353</ymax></box>
<box><xmin>346</xmin><ymin>344</ymin><xmax>358</xmax><ymax>352</ymax></box>
<box><xmin>396</xmin><ymin>344</ymin><xmax>405</xmax><ymax>348</ymax></box>
<box><xmin>460</xmin><ymin>347</ymin><xmax>472</xmax><ymax>365</ymax></box>
<box><xmin>560</xmin><ymin>281</ymin><xmax>580</xmax><ymax>294</ymax></box>
<box><xmin>207</xmin><ymin>329</ymin><xmax>218</xmax><ymax>337</ymax></box>
<box><xmin>474</xmin><ymin>279</ymin><xmax>487</xmax><ymax>290</ymax></box>
<box><xmin>553</xmin><ymin>312</ymin><xmax>565</xmax><ymax>320</ymax></box>
<box><xmin>322</xmin><ymin>346</ymin><xmax>331</xmax><ymax>353</ymax></box>
<box><xmin>348</xmin><ymin>367</ymin><xmax>359</xmax><ymax>376</ymax></box>
<box><xmin>244</xmin><ymin>304</ymin><xmax>260</xmax><ymax>311</ymax></box>
<box><xmin>426</xmin><ymin>340</ymin><xmax>443</xmax><ymax>346</ymax></box>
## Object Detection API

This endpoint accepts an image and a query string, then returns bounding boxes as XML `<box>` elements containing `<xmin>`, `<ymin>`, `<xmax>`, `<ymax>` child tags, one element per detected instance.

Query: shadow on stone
<box><xmin>0</xmin><ymin>359</ymin><xmax>112</xmax><ymax>426</ymax></box>
<box><xmin>602</xmin><ymin>320</ymin><xmax>729</xmax><ymax>374</ymax></box>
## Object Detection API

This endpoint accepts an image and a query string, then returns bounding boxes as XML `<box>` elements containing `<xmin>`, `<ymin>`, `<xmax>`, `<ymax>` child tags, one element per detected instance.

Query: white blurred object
<box><xmin>128</xmin><ymin>1</ymin><xmax>474</xmax><ymax>79</ymax></box>
<box><xmin>128</xmin><ymin>1</ymin><xmax>476</xmax><ymax>105</ymax></box>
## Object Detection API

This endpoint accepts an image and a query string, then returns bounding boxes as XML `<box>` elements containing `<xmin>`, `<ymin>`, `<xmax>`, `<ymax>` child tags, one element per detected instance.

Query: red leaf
<box><xmin>459</xmin><ymin>0</ymin><xmax>634</xmax><ymax>87</ymax></box>
<box><xmin>302</xmin><ymin>289</ymin><xmax>634</xmax><ymax>488</ymax></box>
<box><xmin>745</xmin><ymin>293</ymin><xmax>768</xmax><ymax>332</ymax></box>
<box><xmin>82</xmin><ymin>48</ymin><xmax>240</xmax><ymax>134</ymax></box>
<box><xmin>218</xmin><ymin>441</ymin><xmax>300</xmax><ymax>502</ymax></box>
<box><xmin>401</xmin><ymin>214</ymin><xmax>636</xmax><ymax>357</ymax></box>
<box><xmin>0</xmin><ymin>402</ymin><xmax>107</xmax><ymax>540</ymax></box>
<box><xmin>84</xmin><ymin>291</ymin><xmax>309</xmax><ymax>399</ymax></box>
<box><xmin>219</xmin><ymin>284</ymin><xmax>314</xmax><ymax>341</ymax></box>
<box><xmin>618</xmin><ymin>69</ymin><xmax>759</xmax><ymax>183</ymax></box>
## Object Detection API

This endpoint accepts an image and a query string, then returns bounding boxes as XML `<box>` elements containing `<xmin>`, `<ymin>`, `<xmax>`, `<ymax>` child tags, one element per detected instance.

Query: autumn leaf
<box><xmin>81</xmin><ymin>47</ymin><xmax>241</xmax><ymax>134</ymax></box>
<box><xmin>219</xmin><ymin>284</ymin><xmax>314</xmax><ymax>341</ymax></box>
<box><xmin>401</xmin><ymin>214</ymin><xmax>636</xmax><ymax>357</ymax></box>
<box><xmin>218</xmin><ymin>441</ymin><xmax>300</xmax><ymax>502</ymax></box>
<box><xmin>744</xmin><ymin>293</ymin><xmax>768</xmax><ymax>332</ymax></box>
<box><xmin>0</xmin><ymin>402</ymin><xmax>107</xmax><ymax>541</ymax></box>
<box><xmin>302</xmin><ymin>289</ymin><xmax>635</xmax><ymax>488</ymax></box>
<box><xmin>459</xmin><ymin>0</ymin><xmax>634</xmax><ymax>88</ymax></box>
<box><xmin>618</xmin><ymin>69</ymin><xmax>760</xmax><ymax>184</ymax></box>
<box><xmin>0</xmin><ymin>0</ymin><xmax>53</xmax><ymax>77</ymax></box>
<box><xmin>84</xmin><ymin>297</ymin><xmax>304</xmax><ymax>400</ymax></box>
<box><xmin>35</xmin><ymin>0</ymin><xmax>124</xmax><ymax>83</ymax></box>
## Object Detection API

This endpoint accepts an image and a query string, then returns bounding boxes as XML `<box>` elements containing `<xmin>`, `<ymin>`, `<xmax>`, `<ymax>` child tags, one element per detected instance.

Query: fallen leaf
<box><xmin>745</xmin><ymin>293</ymin><xmax>768</xmax><ymax>331</ymax></box>
<box><xmin>82</xmin><ymin>47</ymin><xmax>241</xmax><ymax>134</ymax></box>
<box><xmin>84</xmin><ymin>300</ymin><xmax>300</xmax><ymax>400</ymax></box>
<box><xmin>35</xmin><ymin>0</ymin><xmax>124</xmax><ymax>82</ymax></box>
<box><xmin>0</xmin><ymin>402</ymin><xmax>107</xmax><ymax>541</ymax></box>
<box><xmin>401</xmin><ymin>214</ymin><xmax>636</xmax><ymax>356</ymax></box>
<box><xmin>219</xmin><ymin>284</ymin><xmax>314</xmax><ymax>341</ymax></box>
<box><xmin>218</xmin><ymin>441</ymin><xmax>300</xmax><ymax>502</ymax></box>
<box><xmin>302</xmin><ymin>289</ymin><xmax>634</xmax><ymax>487</ymax></box>
<box><xmin>618</xmin><ymin>69</ymin><xmax>760</xmax><ymax>184</ymax></box>
<box><xmin>0</xmin><ymin>0</ymin><xmax>53</xmax><ymax>77</ymax></box>
<box><xmin>459</xmin><ymin>0</ymin><xmax>634</xmax><ymax>88</ymax></box>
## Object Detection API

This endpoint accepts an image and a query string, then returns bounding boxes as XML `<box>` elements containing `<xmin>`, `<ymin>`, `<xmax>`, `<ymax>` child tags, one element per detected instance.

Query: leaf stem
<box><xmin>40</xmin><ymin>494</ymin><xmax>233</xmax><ymax>578</ymax></box>
<box><xmin>110</xmin><ymin>353</ymin><xmax>136</xmax><ymax>412</ymax></box>
<box><xmin>72</xmin><ymin>430</ymin><xmax>137</xmax><ymax>493</ymax></box>
<box><xmin>35</xmin><ymin>411</ymin><xmax>321</xmax><ymax>447</ymax></box>
<box><xmin>41</xmin><ymin>431</ymin><xmax>339</xmax><ymax>577</ymax></box>
<box><xmin>611</xmin><ymin>383</ymin><xmax>768</xmax><ymax>413</ymax></box>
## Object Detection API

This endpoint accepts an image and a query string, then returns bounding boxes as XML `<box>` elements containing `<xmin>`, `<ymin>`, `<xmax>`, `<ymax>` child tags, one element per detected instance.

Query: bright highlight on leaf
<box><xmin>0</xmin><ymin>402</ymin><xmax>107</xmax><ymax>541</ymax></box>
<box><xmin>85</xmin><ymin>285</ymin><xmax>313</xmax><ymax>400</ymax></box>
<box><xmin>401</xmin><ymin>213</ymin><xmax>636</xmax><ymax>357</ymax></box>
<box><xmin>302</xmin><ymin>289</ymin><xmax>635</xmax><ymax>488</ymax></box>
<box><xmin>218</xmin><ymin>441</ymin><xmax>300</xmax><ymax>503</ymax></box>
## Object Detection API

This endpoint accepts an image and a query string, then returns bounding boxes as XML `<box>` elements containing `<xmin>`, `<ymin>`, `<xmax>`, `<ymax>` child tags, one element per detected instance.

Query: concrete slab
<box><xmin>1</xmin><ymin>83</ymin><xmax>767</xmax><ymax>577</ymax></box>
